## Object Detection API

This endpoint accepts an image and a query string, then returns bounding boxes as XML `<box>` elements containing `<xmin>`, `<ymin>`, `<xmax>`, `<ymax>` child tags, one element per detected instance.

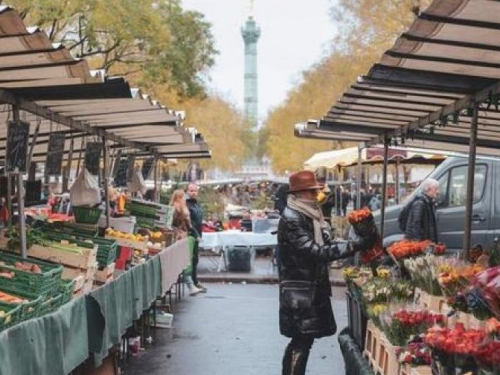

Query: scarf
<box><xmin>287</xmin><ymin>195</ymin><xmax>331</xmax><ymax>246</ymax></box>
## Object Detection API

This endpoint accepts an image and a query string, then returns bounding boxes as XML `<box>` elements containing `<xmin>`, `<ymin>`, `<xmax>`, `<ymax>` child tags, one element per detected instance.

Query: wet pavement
<box><xmin>123</xmin><ymin>284</ymin><xmax>347</xmax><ymax>375</ymax></box>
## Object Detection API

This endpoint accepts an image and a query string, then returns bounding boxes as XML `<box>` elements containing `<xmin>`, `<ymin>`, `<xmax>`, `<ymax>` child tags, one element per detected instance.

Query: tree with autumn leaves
<box><xmin>4</xmin><ymin>0</ymin><xmax>251</xmax><ymax>172</ymax></box>
<box><xmin>264</xmin><ymin>0</ymin><xmax>432</xmax><ymax>174</ymax></box>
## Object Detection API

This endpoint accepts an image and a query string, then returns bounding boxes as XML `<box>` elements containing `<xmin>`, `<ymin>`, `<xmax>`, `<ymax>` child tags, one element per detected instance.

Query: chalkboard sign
<box><xmin>45</xmin><ymin>132</ymin><xmax>65</xmax><ymax>176</ymax></box>
<box><xmin>141</xmin><ymin>157</ymin><xmax>155</xmax><ymax>180</ymax></box>
<box><xmin>126</xmin><ymin>155</ymin><xmax>136</xmax><ymax>182</ymax></box>
<box><xmin>85</xmin><ymin>142</ymin><xmax>102</xmax><ymax>175</ymax></box>
<box><xmin>6</xmin><ymin>121</ymin><xmax>30</xmax><ymax>172</ymax></box>
<box><xmin>0</xmin><ymin>176</ymin><xmax>15</xmax><ymax>198</ymax></box>
<box><xmin>25</xmin><ymin>180</ymin><xmax>42</xmax><ymax>205</ymax></box>
<box><xmin>114</xmin><ymin>157</ymin><xmax>128</xmax><ymax>187</ymax></box>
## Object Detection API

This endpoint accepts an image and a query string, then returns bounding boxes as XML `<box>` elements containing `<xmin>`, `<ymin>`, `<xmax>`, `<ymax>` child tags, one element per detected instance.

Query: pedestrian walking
<box><xmin>170</xmin><ymin>189</ymin><xmax>202</xmax><ymax>296</ymax></box>
<box><xmin>399</xmin><ymin>178</ymin><xmax>439</xmax><ymax>242</ymax></box>
<box><xmin>277</xmin><ymin>170</ymin><xmax>374</xmax><ymax>375</ymax></box>
<box><xmin>186</xmin><ymin>182</ymin><xmax>207</xmax><ymax>293</ymax></box>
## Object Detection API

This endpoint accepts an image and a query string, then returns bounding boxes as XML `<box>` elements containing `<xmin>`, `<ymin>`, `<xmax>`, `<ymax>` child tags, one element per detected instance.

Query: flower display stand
<box><xmin>400</xmin><ymin>365</ymin><xmax>433</xmax><ymax>375</ymax></box>
<box><xmin>376</xmin><ymin>333</ymin><xmax>400</xmax><ymax>375</ymax></box>
<box><xmin>363</xmin><ymin>320</ymin><xmax>381</xmax><ymax>370</ymax></box>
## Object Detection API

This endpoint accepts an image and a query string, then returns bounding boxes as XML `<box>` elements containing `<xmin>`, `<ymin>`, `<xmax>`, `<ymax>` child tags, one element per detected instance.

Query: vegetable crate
<box><xmin>0</xmin><ymin>288</ymin><xmax>42</xmax><ymax>322</ymax></box>
<box><xmin>95</xmin><ymin>263</ymin><xmax>115</xmax><ymax>284</ymax></box>
<box><xmin>59</xmin><ymin>279</ymin><xmax>76</xmax><ymax>305</ymax></box>
<box><xmin>24</xmin><ymin>243</ymin><xmax>97</xmax><ymax>270</ymax></box>
<box><xmin>38</xmin><ymin>293</ymin><xmax>63</xmax><ymax>317</ymax></box>
<box><xmin>0</xmin><ymin>251</ymin><xmax>63</xmax><ymax>296</ymax></box>
<box><xmin>0</xmin><ymin>302</ymin><xmax>21</xmax><ymax>332</ymax></box>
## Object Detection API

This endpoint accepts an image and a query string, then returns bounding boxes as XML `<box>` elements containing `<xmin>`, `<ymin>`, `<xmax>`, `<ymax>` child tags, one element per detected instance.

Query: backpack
<box><xmin>398</xmin><ymin>196</ymin><xmax>419</xmax><ymax>232</ymax></box>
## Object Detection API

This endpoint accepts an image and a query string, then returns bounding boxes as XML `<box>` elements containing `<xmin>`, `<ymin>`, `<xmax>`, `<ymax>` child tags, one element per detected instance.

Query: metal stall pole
<box><xmin>12</xmin><ymin>104</ymin><xmax>27</xmax><ymax>258</ymax></box>
<box><xmin>62</xmin><ymin>138</ymin><xmax>74</xmax><ymax>193</ymax></box>
<box><xmin>395</xmin><ymin>158</ymin><xmax>401</xmax><ymax>204</ymax></box>
<box><xmin>463</xmin><ymin>104</ymin><xmax>479</xmax><ymax>259</ymax></box>
<box><xmin>102</xmin><ymin>137</ymin><xmax>111</xmax><ymax>229</ymax></box>
<box><xmin>357</xmin><ymin>144</ymin><xmax>363</xmax><ymax>209</ymax></box>
<box><xmin>153</xmin><ymin>157</ymin><xmax>159</xmax><ymax>203</ymax></box>
<box><xmin>6</xmin><ymin>172</ymin><xmax>12</xmax><ymax>228</ymax></box>
<box><xmin>379</xmin><ymin>139</ymin><xmax>389</xmax><ymax>240</ymax></box>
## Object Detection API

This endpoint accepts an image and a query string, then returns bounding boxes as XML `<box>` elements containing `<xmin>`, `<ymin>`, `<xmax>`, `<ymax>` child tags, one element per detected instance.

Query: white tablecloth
<box><xmin>199</xmin><ymin>230</ymin><xmax>277</xmax><ymax>250</ymax></box>
<box><xmin>159</xmin><ymin>238</ymin><xmax>190</xmax><ymax>295</ymax></box>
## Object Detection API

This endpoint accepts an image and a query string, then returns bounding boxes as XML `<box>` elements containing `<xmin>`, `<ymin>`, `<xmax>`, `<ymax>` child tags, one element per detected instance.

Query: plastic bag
<box><xmin>69</xmin><ymin>168</ymin><xmax>101</xmax><ymax>207</ymax></box>
<box><xmin>127</xmin><ymin>167</ymin><xmax>147</xmax><ymax>195</ymax></box>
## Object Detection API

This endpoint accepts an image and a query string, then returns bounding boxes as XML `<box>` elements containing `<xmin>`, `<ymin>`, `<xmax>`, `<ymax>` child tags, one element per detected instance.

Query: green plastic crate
<box><xmin>72</xmin><ymin>206</ymin><xmax>102</xmax><ymax>225</ymax></box>
<box><xmin>0</xmin><ymin>302</ymin><xmax>21</xmax><ymax>332</ymax></box>
<box><xmin>0</xmin><ymin>288</ymin><xmax>42</xmax><ymax>322</ymax></box>
<box><xmin>0</xmin><ymin>251</ymin><xmax>63</xmax><ymax>296</ymax></box>
<box><xmin>38</xmin><ymin>293</ymin><xmax>63</xmax><ymax>316</ymax></box>
<box><xmin>59</xmin><ymin>279</ymin><xmax>75</xmax><ymax>306</ymax></box>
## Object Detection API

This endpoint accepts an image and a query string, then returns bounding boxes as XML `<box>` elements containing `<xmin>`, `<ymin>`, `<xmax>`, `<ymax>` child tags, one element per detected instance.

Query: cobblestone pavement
<box><xmin>124</xmin><ymin>284</ymin><xmax>347</xmax><ymax>375</ymax></box>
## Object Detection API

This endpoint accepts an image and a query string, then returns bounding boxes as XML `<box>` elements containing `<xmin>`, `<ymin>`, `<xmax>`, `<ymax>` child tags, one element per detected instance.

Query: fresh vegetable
<box><xmin>0</xmin><ymin>290</ymin><xmax>27</xmax><ymax>304</ymax></box>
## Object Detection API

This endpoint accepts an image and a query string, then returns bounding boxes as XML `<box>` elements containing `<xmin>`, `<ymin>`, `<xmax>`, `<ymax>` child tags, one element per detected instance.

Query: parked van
<box><xmin>374</xmin><ymin>156</ymin><xmax>500</xmax><ymax>252</ymax></box>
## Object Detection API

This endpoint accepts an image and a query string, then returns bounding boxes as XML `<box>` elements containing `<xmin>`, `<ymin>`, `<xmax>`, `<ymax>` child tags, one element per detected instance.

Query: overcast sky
<box><xmin>182</xmin><ymin>0</ymin><xmax>338</xmax><ymax>122</ymax></box>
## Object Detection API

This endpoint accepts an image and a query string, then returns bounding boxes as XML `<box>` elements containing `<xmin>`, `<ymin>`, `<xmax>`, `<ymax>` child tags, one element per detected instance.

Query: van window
<box><xmin>436</xmin><ymin>172</ymin><xmax>449</xmax><ymax>207</ymax></box>
<box><xmin>447</xmin><ymin>165</ymin><xmax>487</xmax><ymax>207</ymax></box>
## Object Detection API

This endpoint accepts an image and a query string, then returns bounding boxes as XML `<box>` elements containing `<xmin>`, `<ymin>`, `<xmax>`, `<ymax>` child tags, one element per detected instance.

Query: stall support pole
<box><xmin>6</xmin><ymin>172</ymin><xmax>12</xmax><ymax>228</ymax></box>
<box><xmin>102</xmin><ymin>137</ymin><xmax>111</xmax><ymax>229</ymax></box>
<box><xmin>395</xmin><ymin>158</ymin><xmax>401</xmax><ymax>204</ymax></box>
<box><xmin>357</xmin><ymin>145</ymin><xmax>363</xmax><ymax>209</ymax></box>
<box><xmin>153</xmin><ymin>158</ymin><xmax>159</xmax><ymax>203</ymax></box>
<box><xmin>12</xmin><ymin>104</ymin><xmax>27</xmax><ymax>258</ymax></box>
<box><xmin>380</xmin><ymin>139</ymin><xmax>389</xmax><ymax>240</ymax></box>
<box><xmin>463</xmin><ymin>104</ymin><xmax>479</xmax><ymax>259</ymax></box>
<box><xmin>62</xmin><ymin>138</ymin><xmax>74</xmax><ymax>193</ymax></box>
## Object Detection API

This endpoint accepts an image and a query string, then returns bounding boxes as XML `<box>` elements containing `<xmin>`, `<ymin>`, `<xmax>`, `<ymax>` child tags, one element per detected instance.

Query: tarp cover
<box><xmin>0</xmin><ymin>297</ymin><xmax>89</xmax><ymax>375</ymax></box>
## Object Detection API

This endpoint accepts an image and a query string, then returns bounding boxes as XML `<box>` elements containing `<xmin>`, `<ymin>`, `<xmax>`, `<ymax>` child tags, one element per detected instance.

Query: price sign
<box><xmin>6</xmin><ymin>121</ymin><xmax>30</xmax><ymax>172</ymax></box>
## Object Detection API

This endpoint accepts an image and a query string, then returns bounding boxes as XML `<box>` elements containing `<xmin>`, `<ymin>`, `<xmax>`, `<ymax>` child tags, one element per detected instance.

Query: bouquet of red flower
<box><xmin>384</xmin><ymin>308</ymin><xmax>444</xmax><ymax>347</ymax></box>
<box><xmin>474</xmin><ymin>340</ymin><xmax>500</xmax><ymax>373</ymax></box>
<box><xmin>348</xmin><ymin>208</ymin><xmax>384</xmax><ymax>265</ymax></box>
<box><xmin>388</xmin><ymin>239</ymin><xmax>446</xmax><ymax>260</ymax></box>
<box><xmin>396</xmin><ymin>336</ymin><xmax>432</xmax><ymax>367</ymax></box>
<box><xmin>425</xmin><ymin>323</ymin><xmax>487</xmax><ymax>356</ymax></box>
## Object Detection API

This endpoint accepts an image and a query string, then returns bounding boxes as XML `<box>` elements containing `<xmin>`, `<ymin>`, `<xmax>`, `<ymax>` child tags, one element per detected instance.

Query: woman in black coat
<box><xmin>278</xmin><ymin>171</ymin><xmax>371</xmax><ymax>375</ymax></box>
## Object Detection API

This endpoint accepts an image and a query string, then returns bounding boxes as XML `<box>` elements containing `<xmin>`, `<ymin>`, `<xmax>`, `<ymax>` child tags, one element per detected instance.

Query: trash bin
<box><xmin>226</xmin><ymin>246</ymin><xmax>253</xmax><ymax>272</ymax></box>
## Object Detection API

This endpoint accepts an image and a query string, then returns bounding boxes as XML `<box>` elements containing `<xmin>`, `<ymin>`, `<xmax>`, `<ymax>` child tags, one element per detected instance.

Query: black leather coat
<box><xmin>404</xmin><ymin>194</ymin><xmax>438</xmax><ymax>243</ymax></box>
<box><xmin>278</xmin><ymin>206</ymin><xmax>356</xmax><ymax>339</ymax></box>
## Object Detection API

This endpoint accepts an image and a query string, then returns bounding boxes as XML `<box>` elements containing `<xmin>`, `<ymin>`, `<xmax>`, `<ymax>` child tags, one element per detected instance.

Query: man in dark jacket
<box><xmin>404</xmin><ymin>179</ymin><xmax>439</xmax><ymax>242</ymax></box>
<box><xmin>186</xmin><ymin>182</ymin><xmax>207</xmax><ymax>292</ymax></box>
<box><xmin>278</xmin><ymin>171</ymin><xmax>373</xmax><ymax>375</ymax></box>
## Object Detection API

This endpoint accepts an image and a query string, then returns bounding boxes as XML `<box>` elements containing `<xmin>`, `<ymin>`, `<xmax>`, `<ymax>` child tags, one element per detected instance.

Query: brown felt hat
<box><xmin>288</xmin><ymin>170</ymin><xmax>322</xmax><ymax>193</ymax></box>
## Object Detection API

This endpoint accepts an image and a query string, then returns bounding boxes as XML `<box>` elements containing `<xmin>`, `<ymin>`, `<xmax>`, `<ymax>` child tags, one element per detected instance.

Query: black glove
<box><xmin>321</xmin><ymin>228</ymin><xmax>333</xmax><ymax>245</ymax></box>
<box><xmin>350</xmin><ymin>234</ymin><xmax>377</xmax><ymax>253</ymax></box>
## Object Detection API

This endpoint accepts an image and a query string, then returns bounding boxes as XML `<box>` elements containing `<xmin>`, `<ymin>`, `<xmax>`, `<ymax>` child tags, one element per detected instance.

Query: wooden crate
<box><xmin>62</xmin><ymin>262</ymin><xmax>98</xmax><ymax>281</ymax></box>
<box><xmin>105</xmin><ymin>236</ymin><xmax>147</xmax><ymax>250</ymax></box>
<box><xmin>400</xmin><ymin>365</ymin><xmax>433</xmax><ymax>375</ymax></box>
<box><xmin>376</xmin><ymin>332</ymin><xmax>400</xmax><ymax>375</ymax></box>
<box><xmin>414</xmin><ymin>288</ymin><xmax>446</xmax><ymax>313</ymax></box>
<box><xmin>95</xmin><ymin>263</ymin><xmax>115</xmax><ymax>284</ymax></box>
<box><xmin>363</xmin><ymin>320</ymin><xmax>381</xmax><ymax>368</ymax></box>
<box><xmin>82</xmin><ymin>277</ymin><xmax>95</xmax><ymax>295</ymax></box>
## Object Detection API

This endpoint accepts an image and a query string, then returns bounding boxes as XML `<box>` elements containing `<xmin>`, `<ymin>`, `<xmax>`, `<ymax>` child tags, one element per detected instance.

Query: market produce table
<box><xmin>159</xmin><ymin>237</ymin><xmax>190</xmax><ymax>295</ymax></box>
<box><xmin>199</xmin><ymin>230</ymin><xmax>277</xmax><ymax>250</ymax></box>
<box><xmin>199</xmin><ymin>230</ymin><xmax>277</xmax><ymax>272</ymax></box>
<box><xmin>0</xmin><ymin>296</ymin><xmax>89</xmax><ymax>375</ymax></box>
<box><xmin>0</xmin><ymin>238</ymin><xmax>190</xmax><ymax>373</ymax></box>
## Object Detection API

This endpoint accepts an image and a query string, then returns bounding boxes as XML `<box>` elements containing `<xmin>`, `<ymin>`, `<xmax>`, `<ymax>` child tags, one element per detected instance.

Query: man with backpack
<box><xmin>398</xmin><ymin>179</ymin><xmax>439</xmax><ymax>242</ymax></box>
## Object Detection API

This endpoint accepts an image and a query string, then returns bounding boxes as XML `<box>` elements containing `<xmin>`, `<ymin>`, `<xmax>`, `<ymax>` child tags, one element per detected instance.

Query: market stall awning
<box><xmin>0</xmin><ymin>6</ymin><xmax>210</xmax><ymax>161</ymax></box>
<box><xmin>301</xmin><ymin>0</ymin><xmax>500</xmax><ymax>152</ymax></box>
